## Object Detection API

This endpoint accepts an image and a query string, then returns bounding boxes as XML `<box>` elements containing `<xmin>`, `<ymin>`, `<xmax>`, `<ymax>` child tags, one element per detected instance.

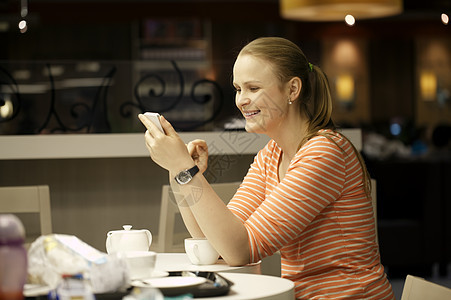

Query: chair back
<box><xmin>0</xmin><ymin>185</ymin><xmax>52</xmax><ymax>245</ymax></box>
<box><xmin>157</xmin><ymin>181</ymin><xmax>241</xmax><ymax>252</ymax></box>
<box><xmin>401</xmin><ymin>275</ymin><xmax>451</xmax><ymax>300</ymax></box>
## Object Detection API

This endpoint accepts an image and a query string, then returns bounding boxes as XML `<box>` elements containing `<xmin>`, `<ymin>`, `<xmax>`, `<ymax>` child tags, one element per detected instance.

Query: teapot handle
<box><xmin>145</xmin><ymin>230</ymin><xmax>152</xmax><ymax>249</ymax></box>
<box><xmin>106</xmin><ymin>231</ymin><xmax>114</xmax><ymax>254</ymax></box>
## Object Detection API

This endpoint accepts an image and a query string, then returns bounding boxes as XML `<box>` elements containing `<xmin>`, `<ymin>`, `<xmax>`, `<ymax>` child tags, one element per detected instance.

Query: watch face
<box><xmin>175</xmin><ymin>165</ymin><xmax>199</xmax><ymax>185</ymax></box>
<box><xmin>177</xmin><ymin>171</ymin><xmax>192</xmax><ymax>184</ymax></box>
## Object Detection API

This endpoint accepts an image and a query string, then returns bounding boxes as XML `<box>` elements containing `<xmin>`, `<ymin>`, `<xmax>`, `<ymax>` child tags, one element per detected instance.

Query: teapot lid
<box><xmin>118</xmin><ymin>225</ymin><xmax>148</xmax><ymax>233</ymax></box>
<box><xmin>123</xmin><ymin>225</ymin><xmax>132</xmax><ymax>231</ymax></box>
<box><xmin>108</xmin><ymin>224</ymin><xmax>149</xmax><ymax>234</ymax></box>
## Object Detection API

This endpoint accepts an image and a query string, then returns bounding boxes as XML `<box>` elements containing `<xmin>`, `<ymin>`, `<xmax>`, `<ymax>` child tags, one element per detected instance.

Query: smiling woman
<box><xmin>139</xmin><ymin>37</ymin><xmax>395</xmax><ymax>299</ymax></box>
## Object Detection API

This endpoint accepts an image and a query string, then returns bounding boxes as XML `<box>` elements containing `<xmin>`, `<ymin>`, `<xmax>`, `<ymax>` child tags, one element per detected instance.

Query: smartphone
<box><xmin>144</xmin><ymin>112</ymin><xmax>164</xmax><ymax>133</ymax></box>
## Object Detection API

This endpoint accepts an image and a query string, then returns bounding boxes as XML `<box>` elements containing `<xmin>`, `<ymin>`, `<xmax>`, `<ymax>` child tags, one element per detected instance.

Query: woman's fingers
<box><xmin>138</xmin><ymin>114</ymin><xmax>163</xmax><ymax>137</ymax></box>
<box><xmin>187</xmin><ymin>142</ymin><xmax>196</xmax><ymax>156</ymax></box>
<box><xmin>186</xmin><ymin>140</ymin><xmax>208</xmax><ymax>173</ymax></box>
<box><xmin>188</xmin><ymin>140</ymin><xmax>208</xmax><ymax>158</ymax></box>
<box><xmin>159</xmin><ymin>115</ymin><xmax>177</xmax><ymax>136</ymax></box>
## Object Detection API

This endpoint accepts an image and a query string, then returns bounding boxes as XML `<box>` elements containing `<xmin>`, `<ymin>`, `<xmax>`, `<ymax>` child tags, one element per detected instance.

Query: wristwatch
<box><xmin>174</xmin><ymin>165</ymin><xmax>199</xmax><ymax>185</ymax></box>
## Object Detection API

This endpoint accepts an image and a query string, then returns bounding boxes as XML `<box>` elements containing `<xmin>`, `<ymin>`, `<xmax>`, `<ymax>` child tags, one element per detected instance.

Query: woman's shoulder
<box><xmin>254</xmin><ymin>139</ymin><xmax>281</xmax><ymax>164</ymax></box>
<box><xmin>299</xmin><ymin>129</ymin><xmax>352</xmax><ymax>158</ymax></box>
<box><xmin>258</xmin><ymin>139</ymin><xmax>280</xmax><ymax>155</ymax></box>
<box><xmin>309</xmin><ymin>129</ymin><xmax>350</xmax><ymax>147</ymax></box>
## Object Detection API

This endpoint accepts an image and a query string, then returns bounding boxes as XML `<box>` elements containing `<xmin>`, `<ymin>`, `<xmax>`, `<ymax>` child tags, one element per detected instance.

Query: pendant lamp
<box><xmin>280</xmin><ymin>0</ymin><xmax>403</xmax><ymax>21</ymax></box>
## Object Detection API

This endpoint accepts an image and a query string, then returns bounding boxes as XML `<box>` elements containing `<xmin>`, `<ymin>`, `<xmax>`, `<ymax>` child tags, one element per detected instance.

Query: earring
<box><xmin>288</xmin><ymin>98</ymin><xmax>293</xmax><ymax>105</ymax></box>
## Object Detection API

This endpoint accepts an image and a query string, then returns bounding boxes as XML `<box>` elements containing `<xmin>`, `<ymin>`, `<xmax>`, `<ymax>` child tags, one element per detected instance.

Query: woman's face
<box><xmin>233</xmin><ymin>54</ymin><xmax>289</xmax><ymax>135</ymax></box>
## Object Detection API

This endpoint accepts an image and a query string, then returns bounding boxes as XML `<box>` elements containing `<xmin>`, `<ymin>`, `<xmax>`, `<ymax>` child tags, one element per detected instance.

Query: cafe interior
<box><xmin>0</xmin><ymin>0</ymin><xmax>451</xmax><ymax>298</ymax></box>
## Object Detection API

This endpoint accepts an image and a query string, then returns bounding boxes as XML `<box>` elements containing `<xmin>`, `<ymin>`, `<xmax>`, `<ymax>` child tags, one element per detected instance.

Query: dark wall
<box><xmin>369</xmin><ymin>39</ymin><xmax>415</xmax><ymax>124</ymax></box>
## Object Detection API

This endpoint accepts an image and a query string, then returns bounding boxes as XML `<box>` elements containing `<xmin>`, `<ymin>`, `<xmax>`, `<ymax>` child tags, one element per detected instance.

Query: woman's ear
<box><xmin>289</xmin><ymin>77</ymin><xmax>302</xmax><ymax>100</ymax></box>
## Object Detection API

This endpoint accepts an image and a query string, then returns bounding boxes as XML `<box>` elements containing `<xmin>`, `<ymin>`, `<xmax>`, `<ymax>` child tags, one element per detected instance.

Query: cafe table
<box><xmin>183</xmin><ymin>272</ymin><xmax>295</xmax><ymax>300</ymax></box>
<box><xmin>152</xmin><ymin>253</ymin><xmax>295</xmax><ymax>300</ymax></box>
<box><xmin>25</xmin><ymin>253</ymin><xmax>295</xmax><ymax>300</ymax></box>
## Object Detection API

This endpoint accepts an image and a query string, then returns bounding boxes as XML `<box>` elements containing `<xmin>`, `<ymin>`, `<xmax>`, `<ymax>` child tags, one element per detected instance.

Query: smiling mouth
<box><xmin>243</xmin><ymin>110</ymin><xmax>260</xmax><ymax>118</ymax></box>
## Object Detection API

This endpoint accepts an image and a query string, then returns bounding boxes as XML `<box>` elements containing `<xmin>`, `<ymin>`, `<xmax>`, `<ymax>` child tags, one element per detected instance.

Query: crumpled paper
<box><xmin>27</xmin><ymin>234</ymin><xmax>129</xmax><ymax>293</ymax></box>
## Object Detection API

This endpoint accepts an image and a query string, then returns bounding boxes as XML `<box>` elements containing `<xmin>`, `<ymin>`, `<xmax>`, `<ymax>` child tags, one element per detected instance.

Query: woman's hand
<box><xmin>187</xmin><ymin>139</ymin><xmax>208</xmax><ymax>174</ymax></box>
<box><xmin>138</xmin><ymin>114</ymin><xmax>194</xmax><ymax>174</ymax></box>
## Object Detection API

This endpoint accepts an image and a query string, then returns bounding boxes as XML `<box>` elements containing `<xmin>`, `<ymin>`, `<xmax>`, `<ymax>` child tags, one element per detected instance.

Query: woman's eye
<box><xmin>250</xmin><ymin>87</ymin><xmax>260</xmax><ymax>92</ymax></box>
<box><xmin>234</xmin><ymin>88</ymin><xmax>241</xmax><ymax>93</ymax></box>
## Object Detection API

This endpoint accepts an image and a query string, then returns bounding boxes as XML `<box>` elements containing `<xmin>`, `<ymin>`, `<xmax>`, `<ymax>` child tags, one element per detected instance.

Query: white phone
<box><xmin>144</xmin><ymin>112</ymin><xmax>164</xmax><ymax>133</ymax></box>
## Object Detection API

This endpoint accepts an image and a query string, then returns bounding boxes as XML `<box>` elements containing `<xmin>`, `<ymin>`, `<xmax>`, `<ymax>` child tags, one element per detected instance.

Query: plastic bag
<box><xmin>27</xmin><ymin>234</ymin><xmax>129</xmax><ymax>294</ymax></box>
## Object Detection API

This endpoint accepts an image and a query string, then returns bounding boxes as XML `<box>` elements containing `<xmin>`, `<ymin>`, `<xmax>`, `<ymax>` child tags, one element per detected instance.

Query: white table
<box><xmin>24</xmin><ymin>253</ymin><xmax>293</xmax><ymax>300</ymax></box>
<box><xmin>206</xmin><ymin>272</ymin><xmax>294</xmax><ymax>300</ymax></box>
<box><xmin>155</xmin><ymin>253</ymin><xmax>261</xmax><ymax>274</ymax></box>
<box><xmin>154</xmin><ymin>253</ymin><xmax>294</xmax><ymax>300</ymax></box>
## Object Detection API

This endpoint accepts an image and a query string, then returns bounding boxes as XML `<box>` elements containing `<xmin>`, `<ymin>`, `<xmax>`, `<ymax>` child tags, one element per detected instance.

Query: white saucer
<box><xmin>132</xmin><ymin>276</ymin><xmax>206</xmax><ymax>289</ymax></box>
<box><xmin>23</xmin><ymin>284</ymin><xmax>52</xmax><ymax>297</ymax></box>
<box><xmin>130</xmin><ymin>270</ymin><xmax>169</xmax><ymax>281</ymax></box>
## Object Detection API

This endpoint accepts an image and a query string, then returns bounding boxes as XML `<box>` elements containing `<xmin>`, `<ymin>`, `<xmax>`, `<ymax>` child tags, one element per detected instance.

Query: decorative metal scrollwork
<box><xmin>123</xmin><ymin>60</ymin><xmax>224</xmax><ymax>131</ymax></box>
<box><xmin>0</xmin><ymin>60</ymin><xmax>225</xmax><ymax>134</ymax></box>
<box><xmin>38</xmin><ymin>64</ymin><xmax>117</xmax><ymax>133</ymax></box>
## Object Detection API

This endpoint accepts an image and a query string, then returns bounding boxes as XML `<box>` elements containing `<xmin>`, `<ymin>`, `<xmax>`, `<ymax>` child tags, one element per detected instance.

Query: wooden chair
<box><xmin>401</xmin><ymin>275</ymin><xmax>451</xmax><ymax>300</ymax></box>
<box><xmin>157</xmin><ymin>181</ymin><xmax>241</xmax><ymax>253</ymax></box>
<box><xmin>0</xmin><ymin>185</ymin><xmax>52</xmax><ymax>246</ymax></box>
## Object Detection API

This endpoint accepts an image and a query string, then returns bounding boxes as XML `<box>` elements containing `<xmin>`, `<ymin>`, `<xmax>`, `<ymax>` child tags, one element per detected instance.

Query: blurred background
<box><xmin>0</xmin><ymin>0</ymin><xmax>450</xmax><ymax>294</ymax></box>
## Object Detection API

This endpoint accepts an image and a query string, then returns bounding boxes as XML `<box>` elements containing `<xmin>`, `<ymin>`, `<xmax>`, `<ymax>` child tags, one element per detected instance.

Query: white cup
<box><xmin>184</xmin><ymin>238</ymin><xmax>219</xmax><ymax>265</ymax></box>
<box><xmin>124</xmin><ymin>251</ymin><xmax>157</xmax><ymax>280</ymax></box>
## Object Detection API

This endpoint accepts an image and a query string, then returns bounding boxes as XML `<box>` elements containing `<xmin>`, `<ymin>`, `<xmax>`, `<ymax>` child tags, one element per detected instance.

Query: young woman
<box><xmin>139</xmin><ymin>37</ymin><xmax>395</xmax><ymax>299</ymax></box>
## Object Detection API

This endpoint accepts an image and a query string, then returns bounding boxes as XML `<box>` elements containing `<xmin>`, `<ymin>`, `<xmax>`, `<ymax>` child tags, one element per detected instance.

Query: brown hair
<box><xmin>239</xmin><ymin>37</ymin><xmax>371</xmax><ymax>196</ymax></box>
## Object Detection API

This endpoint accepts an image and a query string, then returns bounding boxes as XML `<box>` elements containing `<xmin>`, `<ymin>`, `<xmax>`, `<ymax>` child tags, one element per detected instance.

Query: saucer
<box><xmin>132</xmin><ymin>276</ymin><xmax>206</xmax><ymax>289</ymax></box>
<box><xmin>130</xmin><ymin>270</ymin><xmax>169</xmax><ymax>281</ymax></box>
<box><xmin>23</xmin><ymin>284</ymin><xmax>52</xmax><ymax>297</ymax></box>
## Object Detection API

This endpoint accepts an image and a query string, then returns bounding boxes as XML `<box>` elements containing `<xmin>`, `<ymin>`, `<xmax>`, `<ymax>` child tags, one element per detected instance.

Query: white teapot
<box><xmin>106</xmin><ymin>225</ymin><xmax>152</xmax><ymax>254</ymax></box>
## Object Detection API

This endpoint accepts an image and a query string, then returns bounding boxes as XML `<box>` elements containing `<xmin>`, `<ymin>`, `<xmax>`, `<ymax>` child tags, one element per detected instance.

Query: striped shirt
<box><xmin>227</xmin><ymin>130</ymin><xmax>395</xmax><ymax>299</ymax></box>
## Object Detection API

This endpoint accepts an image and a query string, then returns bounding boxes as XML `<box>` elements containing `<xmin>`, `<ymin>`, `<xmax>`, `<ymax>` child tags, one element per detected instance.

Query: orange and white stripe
<box><xmin>228</xmin><ymin>130</ymin><xmax>395</xmax><ymax>299</ymax></box>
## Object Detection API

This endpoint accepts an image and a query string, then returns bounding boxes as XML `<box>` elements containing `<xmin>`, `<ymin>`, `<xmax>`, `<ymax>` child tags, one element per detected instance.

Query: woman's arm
<box><xmin>138</xmin><ymin>114</ymin><xmax>250</xmax><ymax>266</ymax></box>
<box><xmin>170</xmin><ymin>174</ymin><xmax>250</xmax><ymax>266</ymax></box>
<box><xmin>172</xmin><ymin>139</ymin><xmax>209</xmax><ymax>239</ymax></box>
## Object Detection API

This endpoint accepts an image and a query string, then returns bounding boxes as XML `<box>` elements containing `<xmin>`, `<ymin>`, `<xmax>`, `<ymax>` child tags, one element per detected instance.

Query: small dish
<box><xmin>23</xmin><ymin>284</ymin><xmax>52</xmax><ymax>297</ymax></box>
<box><xmin>132</xmin><ymin>276</ymin><xmax>206</xmax><ymax>289</ymax></box>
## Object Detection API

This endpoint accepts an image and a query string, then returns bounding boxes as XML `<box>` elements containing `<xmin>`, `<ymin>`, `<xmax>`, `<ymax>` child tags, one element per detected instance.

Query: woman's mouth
<box><xmin>243</xmin><ymin>110</ymin><xmax>260</xmax><ymax>119</ymax></box>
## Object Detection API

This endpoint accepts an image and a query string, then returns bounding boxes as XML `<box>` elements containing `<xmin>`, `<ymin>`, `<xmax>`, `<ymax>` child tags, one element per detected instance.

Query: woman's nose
<box><xmin>236</xmin><ymin>93</ymin><xmax>251</xmax><ymax>108</ymax></box>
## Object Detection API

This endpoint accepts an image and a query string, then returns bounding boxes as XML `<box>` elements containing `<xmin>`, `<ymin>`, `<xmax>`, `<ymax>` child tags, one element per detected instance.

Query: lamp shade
<box><xmin>280</xmin><ymin>0</ymin><xmax>403</xmax><ymax>21</ymax></box>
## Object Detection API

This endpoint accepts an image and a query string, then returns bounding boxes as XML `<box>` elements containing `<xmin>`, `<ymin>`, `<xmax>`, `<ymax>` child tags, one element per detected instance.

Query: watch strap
<box><xmin>187</xmin><ymin>165</ymin><xmax>199</xmax><ymax>177</ymax></box>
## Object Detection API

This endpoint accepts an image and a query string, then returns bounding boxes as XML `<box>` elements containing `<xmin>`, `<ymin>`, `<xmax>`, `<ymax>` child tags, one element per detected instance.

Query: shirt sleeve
<box><xmin>230</xmin><ymin>136</ymin><xmax>347</xmax><ymax>262</ymax></box>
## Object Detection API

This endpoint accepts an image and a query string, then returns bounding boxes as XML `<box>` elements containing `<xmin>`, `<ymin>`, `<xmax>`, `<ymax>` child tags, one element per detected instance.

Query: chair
<box><xmin>157</xmin><ymin>181</ymin><xmax>241</xmax><ymax>253</ymax></box>
<box><xmin>401</xmin><ymin>275</ymin><xmax>451</xmax><ymax>300</ymax></box>
<box><xmin>0</xmin><ymin>185</ymin><xmax>52</xmax><ymax>246</ymax></box>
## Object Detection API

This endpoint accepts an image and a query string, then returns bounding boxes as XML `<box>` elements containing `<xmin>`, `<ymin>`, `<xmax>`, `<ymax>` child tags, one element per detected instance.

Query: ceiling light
<box><xmin>442</xmin><ymin>13</ymin><xmax>449</xmax><ymax>25</ymax></box>
<box><xmin>280</xmin><ymin>0</ymin><xmax>403</xmax><ymax>22</ymax></box>
<box><xmin>345</xmin><ymin>14</ymin><xmax>356</xmax><ymax>26</ymax></box>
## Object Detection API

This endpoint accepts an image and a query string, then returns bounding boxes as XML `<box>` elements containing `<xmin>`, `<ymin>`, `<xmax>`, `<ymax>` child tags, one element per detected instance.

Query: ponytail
<box><xmin>300</xmin><ymin>61</ymin><xmax>372</xmax><ymax>198</ymax></box>
<box><xmin>302</xmin><ymin>64</ymin><xmax>335</xmax><ymax>140</ymax></box>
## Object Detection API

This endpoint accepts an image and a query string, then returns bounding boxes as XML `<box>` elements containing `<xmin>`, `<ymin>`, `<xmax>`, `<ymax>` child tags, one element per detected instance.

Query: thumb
<box><xmin>159</xmin><ymin>115</ymin><xmax>177</xmax><ymax>135</ymax></box>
